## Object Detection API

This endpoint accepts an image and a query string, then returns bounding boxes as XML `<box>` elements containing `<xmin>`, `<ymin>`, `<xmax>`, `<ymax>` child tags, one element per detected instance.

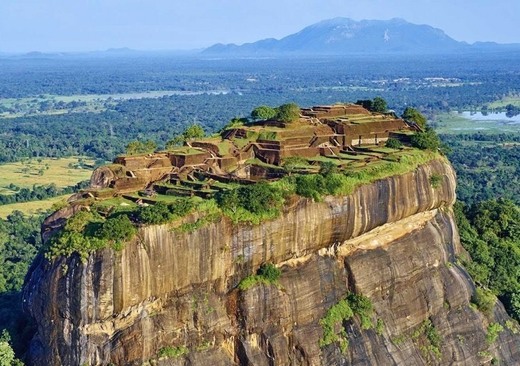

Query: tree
<box><xmin>0</xmin><ymin>330</ymin><xmax>17</xmax><ymax>366</ymax></box>
<box><xmin>251</xmin><ymin>106</ymin><xmax>277</xmax><ymax>121</ymax></box>
<box><xmin>276</xmin><ymin>103</ymin><xmax>300</xmax><ymax>122</ymax></box>
<box><xmin>371</xmin><ymin>97</ymin><xmax>387</xmax><ymax>113</ymax></box>
<box><xmin>182</xmin><ymin>124</ymin><xmax>205</xmax><ymax>140</ymax></box>
<box><xmin>410</xmin><ymin>128</ymin><xmax>441</xmax><ymax>150</ymax></box>
<box><xmin>137</xmin><ymin>202</ymin><xmax>172</xmax><ymax>224</ymax></box>
<box><xmin>216</xmin><ymin>182</ymin><xmax>282</xmax><ymax>215</ymax></box>
<box><xmin>0</xmin><ymin>340</ymin><xmax>15</xmax><ymax>366</ymax></box>
<box><xmin>355</xmin><ymin>100</ymin><xmax>373</xmax><ymax>111</ymax></box>
<box><xmin>402</xmin><ymin>107</ymin><xmax>427</xmax><ymax>129</ymax></box>
<box><xmin>96</xmin><ymin>215</ymin><xmax>136</xmax><ymax>244</ymax></box>
<box><xmin>125</xmin><ymin>140</ymin><xmax>157</xmax><ymax>155</ymax></box>
<box><xmin>511</xmin><ymin>292</ymin><xmax>520</xmax><ymax>320</ymax></box>
<box><xmin>166</xmin><ymin>124</ymin><xmax>205</xmax><ymax>149</ymax></box>
<box><xmin>356</xmin><ymin>97</ymin><xmax>387</xmax><ymax>113</ymax></box>
<box><xmin>222</xmin><ymin>117</ymin><xmax>248</xmax><ymax>130</ymax></box>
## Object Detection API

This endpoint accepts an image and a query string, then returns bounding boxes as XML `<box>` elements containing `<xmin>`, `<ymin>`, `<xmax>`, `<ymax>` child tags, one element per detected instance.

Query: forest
<box><xmin>0</xmin><ymin>52</ymin><xmax>520</xmax><ymax>361</ymax></box>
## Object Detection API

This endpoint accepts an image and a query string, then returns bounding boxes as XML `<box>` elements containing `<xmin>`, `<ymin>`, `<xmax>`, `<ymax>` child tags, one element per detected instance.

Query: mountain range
<box><xmin>204</xmin><ymin>18</ymin><xmax>520</xmax><ymax>56</ymax></box>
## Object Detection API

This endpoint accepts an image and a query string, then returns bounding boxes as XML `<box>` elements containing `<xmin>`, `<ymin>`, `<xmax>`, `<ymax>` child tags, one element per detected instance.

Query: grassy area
<box><xmin>0</xmin><ymin>195</ymin><xmax>70</xmax><ymax>218</ymax></box>
<box><xmin>91</xmin><ymin>197</ymin><xmax>138</xmax><ymax>214</ymax></box>
<box><xmin>0</xmin><ymin>157</ymin><xmax>94</xmax><ymax>195</ymax></box>
<box><xmin>433</xmin><ymin>112</ymin><xmax>520</xmax><ymax>135</ymax></box>
<box><xmin>487</xmin><ymin>95</ymin><xmax>520</xmax><ymax>108</ymax></box>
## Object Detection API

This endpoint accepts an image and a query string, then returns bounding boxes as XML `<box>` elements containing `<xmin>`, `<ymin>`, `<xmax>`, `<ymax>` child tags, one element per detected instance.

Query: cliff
<box><xmin>23</xmin><ymin>159</ymin><xmax>520</xmax><ymax>365</ymax></box>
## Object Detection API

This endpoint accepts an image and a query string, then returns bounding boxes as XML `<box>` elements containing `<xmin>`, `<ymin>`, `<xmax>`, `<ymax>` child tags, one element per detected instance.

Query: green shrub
<box><xmin>410</xmin><ymin>128</ymin><xmax>441</xmax><ymax>151</ymax></box>
<box><xmin>486</xmin><ymin>322</ymin><xmax>504</xmax><ymax>344</ymax></box>
<box><xmin>319</xmin><ymin>161</ymin><xmax>338</xmax><ymax>176</ymax></box>
<box><xmin>348</xmin><ymin>292</ymin><xmax>374</xmax><ymax>330</ymax></box>
<box><xmin>319</xmin><ymin>292</ymin><xmax>374</xmax><ymax>353</ymax></box>
<box><xmin>323</xmin><ymin>173</ymin><xmax>345</xmax><ymax>195</ymax></box>
<box><xmin>0</xmin><ymin>330</ymin><xmax>20</xmax><ymax>366</ymax></box>
<box><xmin>319</xmin><ymin>299</ymin><xmax>353</xmax><ymax>353</ymax></box>
<box><xmin>216</xmin><ymin>182</ymin><xmax>283</xmax><ymax>224</ymax></box>
<box><xmin>158</xmin><ymin>345</ymin><xmax>188</xmax><ymax>359</ymax></box>
<box><xmin>222</xmin><ymin>117</ymin><xmax>248</xmax><ymax>130</ymax></box>
<box><xmin>46</xmin><ymin>209</ymin><xmax>139</xmax><ymax>260</ymax></box>
<box><xmin>258</xmin><ymin>263</ymin><xmax>281</xmax><ymax>282</ymax></box>
<box><xmin>411</xmin><ymin>319</ymin><xmax>442</xmax><ymax>361</ymax></box>
<box><xmin>376</xmin><ymin>319</ymin><xmax>385</xmax><ymax>335</ymax></box>
<box><xmin>169</xmin><ymin>197</ymin><xmax>194</xmax><ymax>216</ymax></box>
<box><xmin>385</xmin><ymin>138</ymin><xmax>403</xmax><ymax>149</ymax></box>
<box><xmin>251</xmin><ymin>105</ymin><xmax>277</xmax><ymax>120</ymax></box>
<box><xmin>276</xmin><ymin>103</ymin><xmax>300</xmax><ymax>122</ymax></box>
<box><xmin>510</xmin><ymin>293</ymin><xmax>520</xmax><ymax>323</ymax></box>
<box><xmin>295</xmin><ymin>174</ymin><xmax>326</xmax><ymax>200</ymax></box>
<box><xmin>429</xmin><ymin>173</ymin><xmax>443</xmax><ymax>188</ymax></box>
<box><xmin>238</xmin><ymin>263</ymin><xmax>281</xmax><ymax>291</ymax></box>
<box><xmin>356</xmin><ymin>97</ymin><xmax>387</xmax><ymax>113</ymax></box>
<box><xmin>402</xmin><ymin>107</ymin><xmax>427</xmax><ymax>129</ymax></box>
<box><xmin>505</xmin><ymin>320</ymin><xmax>520</xmax><ymax>334</ymax></box>
<box><xmin>46</xmin><ymin>211</ymin><xmax>106</xmax><ymax>260</ymax></box>
<box><xmin>472</xmin><ymin>287</ymin><xmax>496</xmax><ymax>315</ymax></box>
<box><xmin>241</xmin><ymin>182</ymin><xmax>282</xmax><ymax>214</ymax></box>
<box><xmin>137</xmin><ymin>202</ymin><xmax>172</xmax><ymax>224</ymax></box>
<box><xmin>125</xmin><ymin>140</ymin><xmax>157</xmax><ymax>155</ymax></box>
<box><xmin>96</xmin><ymin>215</ymin><xmax>137</xmax><ymax>246</ymax></box>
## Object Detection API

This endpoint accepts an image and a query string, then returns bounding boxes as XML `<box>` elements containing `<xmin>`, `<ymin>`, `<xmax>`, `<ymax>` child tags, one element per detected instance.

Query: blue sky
<box><xmin>0</xmin><ymin>0</ymin><xmax>518</xmax><ymax>52</ymax></box>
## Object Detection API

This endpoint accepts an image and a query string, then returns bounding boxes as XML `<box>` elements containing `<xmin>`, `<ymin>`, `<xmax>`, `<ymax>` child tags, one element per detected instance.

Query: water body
<box><xmin>461</xmin><ymin>111</ymin><xmax>520</xmax><ymax>124</ymax></box>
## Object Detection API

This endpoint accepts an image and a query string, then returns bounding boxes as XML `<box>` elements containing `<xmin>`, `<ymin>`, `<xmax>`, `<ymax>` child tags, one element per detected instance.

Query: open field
<box><xmin>0</xmin><ymin>157</ymin><xmax>95</xmax><ymax>195</ymax></box>
<box><xmin>486</xmin><ymin>95</ymin><xmax>520</xmax><ymax>108</ymax></box>
<box><xmin>433</xmin><ymin>112</ymin><xmax>520</xmax><ymax>135</ymax></box>
<box><xmin>0</xmin><ymin>195</ymin><xmax>70</xmax><ymax>218</ymax></box>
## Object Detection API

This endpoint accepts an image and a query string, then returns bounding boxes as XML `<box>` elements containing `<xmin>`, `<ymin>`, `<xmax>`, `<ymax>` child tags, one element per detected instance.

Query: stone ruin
<box><xmin>78</xmin><ymin>103</ymin><xmax>417</xmax><ymax>202</ymax></box>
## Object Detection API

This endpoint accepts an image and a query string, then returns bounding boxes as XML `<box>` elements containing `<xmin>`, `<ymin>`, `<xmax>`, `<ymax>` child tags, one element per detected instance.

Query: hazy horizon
<box><xmin>1</xmin><ymin>0</ymin><xmax>519</xmax><ymax>53</ymax></box>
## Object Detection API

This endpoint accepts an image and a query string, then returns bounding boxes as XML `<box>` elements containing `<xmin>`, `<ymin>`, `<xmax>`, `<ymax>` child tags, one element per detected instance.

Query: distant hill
<box><xmin>203</xmin><ymin>17</ymin><xmax>520</xmax><ymax>56</ymax></box>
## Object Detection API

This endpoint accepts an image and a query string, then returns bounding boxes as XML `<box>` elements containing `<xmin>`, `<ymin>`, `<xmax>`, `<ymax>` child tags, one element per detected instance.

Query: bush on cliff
<box><xmin>95</xmin><ymin>215</ymin><xmax>137</xmax><ymax>248</ymax></box>
<box><xmin>216</xmin><ymin>182</ymin><xmax>283</xmax><ymax>224</ymax></box>
<box><xmin>410</xmin><ymin>128</ymin><xmax>441</xmax><ymax>151</ymax></box>
<box><xmin>402</xmin><ymin>106</ymin><xmax>427</xmax><ymax>129</ymax></box>
<box><xmin>136</xmin><ymin>199</ymin><xmax>193</xmax><ymax>225</ymax></box>
<box><xmin>385</xmin><ymin>138</ymin><xmax>403</xmax><ymax>149</ymax></box>
<box><xmin>238</xmin><ymin>263</ymin><xmax>281</xmax><ymax>291</ymax></box>
<box><xmin>46</xmin><ymin>210</ymin><xmax>139</xmax><ymax>260</ymax></box>
<box><xmin>319</xmin><ymin>292</ymin><xmax>375</xmax><ymax>353</ymax></box>
<box><xmin>46</xmin><ymin>211</ymin><xmax>105</xmax><ymax>260</ymax></box>
<box><xmin>295</xmin><ymin>174</ymin><xmax>326</xmax><ymax>201</ymax></box>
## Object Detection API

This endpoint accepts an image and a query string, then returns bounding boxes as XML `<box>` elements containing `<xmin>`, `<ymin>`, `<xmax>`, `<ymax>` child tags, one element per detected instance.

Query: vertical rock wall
<box><xmin>23</xmin><ymin>160</ymin><xmax>520</xmax><ymax>365</ymax></box>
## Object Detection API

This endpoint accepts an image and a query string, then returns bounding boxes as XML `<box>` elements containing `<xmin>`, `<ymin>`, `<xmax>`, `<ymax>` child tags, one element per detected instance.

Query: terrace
<box><xmin>75</xmin><ymin>103</ymin><xmax>416</xmax><ymax>203</ymax></box>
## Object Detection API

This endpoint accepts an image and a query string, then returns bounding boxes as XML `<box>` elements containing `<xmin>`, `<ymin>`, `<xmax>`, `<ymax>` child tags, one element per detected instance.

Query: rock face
<box><xmin>23</xmin><ymin>159</ymin><xmax>520</xmax><ymax>365</ymax></box>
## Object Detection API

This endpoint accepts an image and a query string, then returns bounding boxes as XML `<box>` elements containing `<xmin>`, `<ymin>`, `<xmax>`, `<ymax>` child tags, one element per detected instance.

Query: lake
<box><xmin>460</xmin><ymin>111</ymin><xmax>520</xmax><ymax>124</ymax></box>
